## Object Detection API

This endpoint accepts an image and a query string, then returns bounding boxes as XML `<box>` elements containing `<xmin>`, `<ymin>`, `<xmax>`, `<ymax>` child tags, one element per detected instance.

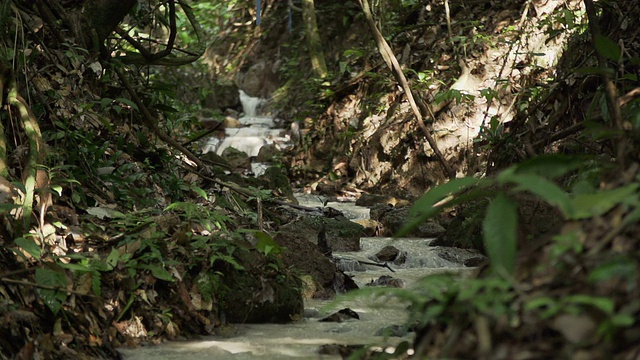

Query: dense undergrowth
<box><xmin>0</xmin><ymin>0</ymin><xmax>639</xmax><ymax>359</ymax></box>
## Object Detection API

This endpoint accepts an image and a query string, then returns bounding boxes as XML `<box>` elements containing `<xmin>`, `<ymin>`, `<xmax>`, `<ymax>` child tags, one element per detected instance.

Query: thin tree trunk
<box><xmin>301</xmin><ymin>0</ymin><xmax>328</xmax><ymax>78</ymax></box>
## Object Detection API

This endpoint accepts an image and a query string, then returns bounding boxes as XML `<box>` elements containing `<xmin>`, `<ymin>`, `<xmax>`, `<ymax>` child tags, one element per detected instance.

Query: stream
<box><xmin>118</xmin><ymin>198</ymin><xmax>474</xmax><ymax>360</ymax></box>
<box><xmin>118</xmin><ymin>92</ymin><xmax>475</xmax><ymax>359</ymax></box>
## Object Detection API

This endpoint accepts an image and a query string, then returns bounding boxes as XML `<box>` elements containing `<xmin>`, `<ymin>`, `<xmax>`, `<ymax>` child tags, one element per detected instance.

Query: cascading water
<box><xmin>201</xmin><ymin>90</ymin><xmax>291</xmax><ymax>175</ymax></box>
<box><xmin>119</xmin><ymin>196</ymin><xmax>477</xmax><ymax>360</ymax></box>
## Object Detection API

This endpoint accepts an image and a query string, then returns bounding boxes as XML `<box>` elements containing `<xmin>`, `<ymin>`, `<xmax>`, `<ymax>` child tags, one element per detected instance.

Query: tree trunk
<box><xmin>301</xmin><ymin>0</ymin><xmax>328</xmax><ymax>78</ymax></box>
<box><xmin>35</xmin><ymin>0</ymin><xmax>137</xmax><ymax>54</ymax></box>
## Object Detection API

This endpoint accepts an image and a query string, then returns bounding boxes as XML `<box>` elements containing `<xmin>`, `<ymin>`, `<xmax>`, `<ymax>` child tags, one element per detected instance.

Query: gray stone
<box><xmin>375</xmin><ymin>245</ymin><xmax>400</xmax><ymax>262</ymax></box>
<box><xmin>377</xmin><ymin>206</ymin><xmax>445</xmax><ymax>238</ymax></box>
<box><xmin>279</xmin><ymin>215</ymin><xmax>364</xmax><ymax>252</ymax></box>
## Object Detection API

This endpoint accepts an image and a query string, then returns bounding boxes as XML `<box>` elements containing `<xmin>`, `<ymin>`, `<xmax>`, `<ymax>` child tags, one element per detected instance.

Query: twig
<box><xmin>336</xmin><ymin>257</ymin><xmax>396</xmax><ymax>272</ymax></box>
<box><xmin>0</xmin><ymin>277</ymin><xmax>99</xmax><ymax>298</ymax></box>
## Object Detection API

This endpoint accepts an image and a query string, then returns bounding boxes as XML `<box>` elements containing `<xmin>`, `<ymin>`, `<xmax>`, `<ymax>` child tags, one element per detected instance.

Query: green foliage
<box><xmin>483</xmin><ymin>193</ymin><xmax>517</xmax><ymax>274</ymax></box>
<box><xmin>400</xmin><ymin>154</ymin><xmax>638</xmax><ymax>276</ymax></box>
<box><xmin>35</xmin><ymin>267</ymin><xmax>68</xmax><ymax>315</ymax></box>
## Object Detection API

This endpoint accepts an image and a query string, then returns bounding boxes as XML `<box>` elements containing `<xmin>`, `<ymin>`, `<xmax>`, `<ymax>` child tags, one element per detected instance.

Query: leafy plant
<box><xmin>398</xmin><ymin>154</ymin><xmax>638</xmax><ymax>275</ymax></box>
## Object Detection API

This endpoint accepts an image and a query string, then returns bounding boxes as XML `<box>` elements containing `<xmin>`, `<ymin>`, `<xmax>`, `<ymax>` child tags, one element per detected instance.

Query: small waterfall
<box><xmin>239</xmin><ymin>90</ymin><xmax>266</xmax><ymax>117</ymax></box>
<box><xmin>202</xmin><ymin>91</ymin><xmax>291</xmax><ymax>169</ymax></box>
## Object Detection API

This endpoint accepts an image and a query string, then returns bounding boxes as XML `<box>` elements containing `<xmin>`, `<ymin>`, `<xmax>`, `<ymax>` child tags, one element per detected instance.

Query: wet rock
<box><xmin>320</xmin><ymin>308</ymin><xmax>360</xmax><ymax>322</ymax></box>
<box><xmin>374</xmin><ymin>206</ymin><xmax>445</xmax><ymax>238</ymax></box>
<box><xmin>237</xmin><ymin>61</ymin><xmax>280</xmax><ymax>98</ymax></box>
<box><xmin>434</xmin><ymin>247</ymin><xmax>487</xmax><ymax>267</ymax></box>
<box><xmin>273</xmin><ymin>231</ymin><xmax>336</xmax><ymax>298</ymax></box>
<box><xmin>255</xmin><ymin>143</ymin><xmax>280</xmax><ymax>162</ymax></box>
<box><xmin>279</xmin><ymin>215</ymin><xmax>364</xmax><ymax>252</ymax></box>
<box><xmin>208</xmin><ymin>247</ymin><xmax>303</xmax><ymax>324</ymax></box>
<box><xmin>319</xmin><ymin>344</ymin><xmax>365</xmax><ymax>357</ymax></box>
<box><xmin>353</xmin><ymin>218</ymin><xmax>379</xmax><ymax>237</ymax></box>
<box><xmin>463</xmin><ymin>256</ymin><xmax>487</xmax><ymax>267</ymax></box>
<box><xmin>223</xmin><ymin>116</ymin><xmax>242</xmax><ymax>128</ymax></box>
<box><xmin>365</xmin><ymin>275</ymin><xmax>405</xmax><ymax>288</ymax></box>
<box><xmin>375</xmin><ymin>324</ymin><xmax>413</xmax><ymax>337</ymax></box>
<box><xmin>334</xmin><ymin>270</ymin><xmax>359</xmax><ymax>293</ymax></box>
<box><xmin>221</xmin><ymin>147</ymin><xmax>251</xmax><ymax>170</ymax></box>
<box><xmin>304</xmin><ymin>308</ymin><xmax>320</xmax><ymax>318</ymax></box>
<box><xmin>375</xmin><ymin>245</ymin><xmax>400</xmax><ymax>262</ymax></box>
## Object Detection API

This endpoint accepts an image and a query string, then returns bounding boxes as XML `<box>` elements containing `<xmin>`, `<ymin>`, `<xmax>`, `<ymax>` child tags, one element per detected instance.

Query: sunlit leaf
<box><xmin>15</xmin><ymin>237</ymin><xmax>41</xmax><ymax>259</ymax></box>
<box><xmin>505</xmin><ymin>173</ymin><xmax>573</xmax><ymax>217</ymax></box>
<box><xmin>254</xmin><ymin>231</ymin><xmax>281</xmax><ymax>256</ymax></box>
<box><xmin>568</xmin><ymin>184</ymin><xmax>638</xmax><ymax>219</ymax></box>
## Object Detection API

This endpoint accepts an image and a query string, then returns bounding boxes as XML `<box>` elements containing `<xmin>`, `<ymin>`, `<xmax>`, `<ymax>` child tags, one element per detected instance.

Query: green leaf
<box><xmin>506</xmin><ymin>173</ymin><xmax>573</xmax><ymax>217</ymax></box>
<box><xmin>191</xmin><ymin>186</ymin><xmax>208</xmax><ymax>200</ymax></box>
<box><xmin>397</xmin><ymin>177</ymin><xmax>489</xmax><ymax>236</ymax></box>
<box><xmin>512</xmin><ymin>154</ymin><xmax>586</xmax><ymax>179</ymax></box>
<box><xmin>594</xmin><ymin>34</ymin><xmax>621</xmax><ymax>61</ymax></box>
<box><xmin>568</xmin><ymin>184</ymin><xmax>638</xmax><ymax>219</ymax></box>
<box><xmin>254</xmin><ymin>231</ymin><xmax>281</xmax><ymax>256</ymax></box>
<box><xmin>35</xmin><ymin>268</ymin><xmax>68</xmax><ymax>315</ymax></box>
<box><xmin>482</xmin><ymin>193</ymin><xmax>518</xmax><ymax>275</ymax></box>
<box><xmin>115</xmin><ymin>97</ymin><xmax>139</xmax><ymax>111</ymax></box>
<box><xmin>565</xmin><ymin>295</ymin><xmax>614</xmax><ymax>314</ymax></box>
<box><xmin>138</xmin><ymin>264</ymin><xmax>174</xmax><ymax>282</ymax></box>
<box><xmin>106</xmin><ymin>248</ymin><xmax>120</xmax><ymax>270</ymax></box>
<box><xmin>15</xmin><ymin>237</ymin><xmax>41</xmax><ymax>259</ymax></box>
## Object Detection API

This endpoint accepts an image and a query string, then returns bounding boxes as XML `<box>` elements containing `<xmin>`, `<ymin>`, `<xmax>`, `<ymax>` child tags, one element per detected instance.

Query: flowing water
<box><xmin>119</xmin><ymin>196</ymin><xmax>475</xmax><ymax>360</ymax></box>
<box><xmin>119</xmin><ymin>93</ymin><xmax>474</xmax><ymax>359</ymax></box>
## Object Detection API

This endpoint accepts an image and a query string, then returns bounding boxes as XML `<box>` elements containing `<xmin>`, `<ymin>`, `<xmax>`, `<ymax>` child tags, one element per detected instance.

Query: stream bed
<box><xmin>118</xmin><ymin>93</ymin><xmax>476</xmax><ymax>359</ymax></box>
<box><xmin>119</xmin><ymin>197</ymin><xmax>476</xmax><ymax>360</ymax></box>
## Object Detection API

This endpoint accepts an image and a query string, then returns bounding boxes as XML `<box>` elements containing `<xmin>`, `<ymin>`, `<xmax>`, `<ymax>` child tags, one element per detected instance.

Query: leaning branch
<box><xmin>357</xmin><ymin>0</ymin><xmax>455</xmax><ymax>179</ymax></box>
<box><xmin>114</xmin><ymin>67</ymin><xmax>207</xmax><ymax>171</ymax></box>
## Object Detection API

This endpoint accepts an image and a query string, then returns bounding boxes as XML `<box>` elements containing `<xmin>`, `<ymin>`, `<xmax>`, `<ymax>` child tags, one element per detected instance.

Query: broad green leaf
<box><xmin>588</xmin><ymin>258</ymin><xmax>636</xmax><ymax>284</ymax></box>
<box><xmin>138</xmin><ymin>264</ymin><xmax>174</xmax><ymax>282</ymax></box>
<box><xmin>398</xmin><ymin>177</ymin><xmax>489</xmax><ymax>236</ymax></box>
<box><xmin>483</xmin><ymin>193</ymin><xmax>518</xmax><ymax>275</ymax></box>
<box><xmin>35</xmin><ymin>268</ymin><xmax>68</xmax><ymax>315</ymax></box>
<box><xmin>115</xmin><ymin>97</ymin><xmax>139</xmax><ymax>111</ymax></box>
<box><xmin>568</xmin><ymin>184</ymin><xmax>638</xmax><ymax>219</ymax></box>
<box><xmin>254</xmin><ymin>231</ymin><xmax>281</xmax><ymax>256</ymax></box>
<box><xmin>595</xmin><ymin>34</ymin><xmax>621</xmax><ymax>61</ymax></box>
<box><xmin>512</xmin><ymin>154</ymin><xmax>586</xmax><ymax>179</ymax></box>
<box><xmin>15</xmin><ymin>237</ymin><xmax>41</xmax><ymax>259</ymax></box>
<box><xmin>506</xmin><ymin>173</ymin><xmax>573</xmax><ymax>216</ymax></box>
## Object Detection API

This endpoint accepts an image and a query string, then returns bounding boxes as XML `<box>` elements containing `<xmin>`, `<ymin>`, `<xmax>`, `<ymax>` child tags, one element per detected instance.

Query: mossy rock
<box><xmin>210</xmin><ymin>248</ymin><xmax>303</xmax><ymax>323</ymax></box>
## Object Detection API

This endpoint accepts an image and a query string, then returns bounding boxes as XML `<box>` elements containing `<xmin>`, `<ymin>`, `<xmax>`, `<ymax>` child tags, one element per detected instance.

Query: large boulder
<box><xmin>206</xmin><ymin>246</ymin><xmax>303</xmax><ymax>324</ymax></box>
<box><xmin>279</xmin><ymin>215</ymin><xmax>364</xmax><ymax>252</ymax></box>
<box><xmin>372</xmin><ymin>205</ymin><xmax>445</xmax><ymax>238</ymax></box>
<box><xmin>273</xmin><ymin>231</ymin><xmax>337</xmax><ymax>298</ymax></box>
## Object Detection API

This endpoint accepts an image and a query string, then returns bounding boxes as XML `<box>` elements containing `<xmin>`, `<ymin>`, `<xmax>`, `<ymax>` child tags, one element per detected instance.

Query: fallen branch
<box><xmin>336</xmin><ymin>257</ymin><xmax>396</xmax><ymax>273</ymax></box>
<box><xmin>0</xmin><ymin>277</ymin><xmax>99</xmax><ymax>298</ymax></box>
